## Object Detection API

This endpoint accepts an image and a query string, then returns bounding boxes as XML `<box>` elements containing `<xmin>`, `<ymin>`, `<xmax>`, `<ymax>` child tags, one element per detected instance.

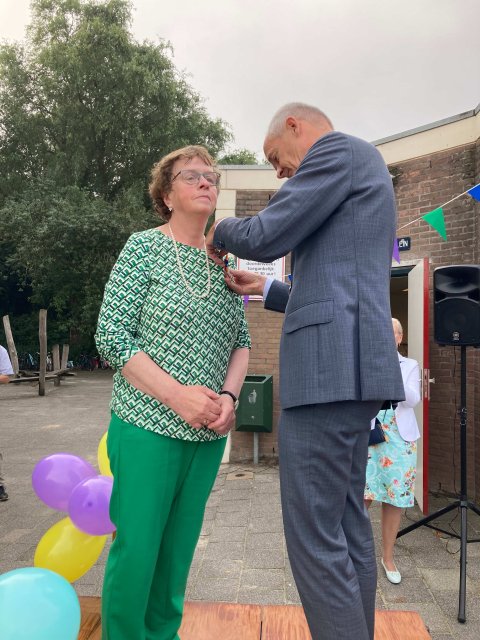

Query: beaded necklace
<box><xmin>167</xmin><ymin>224</ymin><xmax>211</xmax><ymax>299</ymax></box>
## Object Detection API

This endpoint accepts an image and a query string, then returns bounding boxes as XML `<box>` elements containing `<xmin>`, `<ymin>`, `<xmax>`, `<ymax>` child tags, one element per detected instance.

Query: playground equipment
<box><xmin>2</xmin><ymin>310</ymin><xmax>73</xmax><ymax>396</ymax></box>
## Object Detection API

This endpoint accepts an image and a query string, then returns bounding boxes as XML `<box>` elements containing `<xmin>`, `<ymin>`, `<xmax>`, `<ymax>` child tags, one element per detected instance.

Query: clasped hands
<box><xmin>169</xmin><ymin>385</ymin><xmax>235</xmax><ymax>435</ymax></box>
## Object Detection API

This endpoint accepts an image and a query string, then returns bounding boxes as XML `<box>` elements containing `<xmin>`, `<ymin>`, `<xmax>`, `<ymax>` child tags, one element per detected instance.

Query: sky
<box><xmin>0</xmin><ymin>0</ymin><xmax>479</xmax><ymax>158</ymax></box>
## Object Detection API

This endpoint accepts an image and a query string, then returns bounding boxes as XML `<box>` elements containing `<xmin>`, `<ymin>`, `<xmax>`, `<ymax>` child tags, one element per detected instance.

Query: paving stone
<box><xmin>246</xmin><ymin>531</ymin><xmax>284</xmax><ymax>549</ymax></box>
<box><xmin>241</xmin><ymin>568</ymin><xmax>284</xmax><ymax>590</ymax></box>
<box><xmin>449</xmin><ymin>624</ymin><xmax>480</xmax><ymax>640</ymax></box>
<box><xmin>420</xmin><ymin>567</ymin><xmax>474</xmax><ymax>592</ymax></box>
<box><xmin>223</xmin><ymin>479</ymin><xmax>254</xmax><ymax>491</ymax></box>
<box><xmin>409</xmin><ymin>546</ymin><xmax>460</xmax><ymax>569</ymax></box>
<box><xmin>286</xmin><ymin>581</ymin><xmax>301</xmax><ymax>604</ymax></box>
<box><xmin>197</xmin><ymin>559</ymin><xmax>243</xmax><ymax>580</ymax></box>
<box><xmin>432</xmin><ymin>590</ymin><xmax>480</xmax><ymax>623</ymax></box>
<box><xmin>226</xmin><ymin>471</ymin><xmax>254</xmax><ymax>481</ymax></box>
<box><xmin>379</xmin><ymin>577</ymin><xmax>435</xmax><ymax>604</ymax></box>
<box><xmin>200</xmin><ymin>520</ymin><xmax>213</xmax><ymax>536</ymax></box>
<box><xmin>215</xmin><ymin>511</ymin><xmax>253</xmax><ymax>527</ymax></box>
<box><xmin>221</xmin><ymin>489</ymin><xmax>253</xmax><ymax>502</ymax></box>
<box><xmin>210</xmin><ymin>525</ymin><xmax>247</xmax><ymax>543</ymax></box>
<box><xmin>190</xmin><ymin>578</ymin><xmax>239</xmax><ymax>602</ymax></box>
<box><xmin>244</xmin><ymin>548</ymin><xmax>285</xmax><ymax>569</ymax></box>
<box><xmin>389</xmin><ymin>602</ymin><xmax>452</xmax><ymax>634</ymax></box>
<box><xmin>237</xmin><ymin>588</ymin><xmax>285</xmax><ymax>605</ymax></box>
<box><xmin>216</xmin><ymin>499</ymin><xmax>251</xmax><ymax>514</ymax></box>
<box><xmin>248</xmin><ymin>516</ymin><xmax>284</xmax><ymax>533</ymax></box>
<box><xmin>203</xmin><ymin>541</ymin><xmax>245</xmax><ymax>561</ymax></box>
<box><xmin>0</xmin><ymin>528</ymin><xmax>34</xmax><ymax>544</ymax></box>
<box><xmin>202</xmin><ymin>506</ymin><xmax>217</xmax><ymax>521</ymax></box>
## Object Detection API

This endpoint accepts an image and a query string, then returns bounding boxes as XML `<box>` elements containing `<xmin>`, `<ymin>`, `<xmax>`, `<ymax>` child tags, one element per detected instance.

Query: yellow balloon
<box><xmin>97</xmin><ymin>431</ymin><xmax>112</xmax><ymax>477</ymax></box>
<box><xmin>34</xmin><ymin>517</ymin><xmax>107</xmax><ymax>583</ymax></box>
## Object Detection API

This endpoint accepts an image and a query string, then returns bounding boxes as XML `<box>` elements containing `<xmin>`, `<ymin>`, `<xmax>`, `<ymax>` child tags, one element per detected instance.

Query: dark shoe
<box><xmin>0</xmin><ymin>485</ymin><xmax>8</xmax><ymax>501</ymax></box>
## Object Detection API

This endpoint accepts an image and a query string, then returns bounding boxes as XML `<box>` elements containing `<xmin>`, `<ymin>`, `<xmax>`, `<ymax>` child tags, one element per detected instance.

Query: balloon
<box><xmin>0</xmin><ymin>567</ymin><xmax>80</xmax><ymax>640</ymax></box>
<box><xmin>34</xmin><ymin>517</ymin><xmax>107</xmax><ymax>582</ymax></box>
<box><xmin>68</xmin><ymin>475</ymin><xmax>115</xmax><ymax>536</ymax></box>
<box><xmin>32</xmin><ymin>453</ymin><xmax>97</xmax><ymax>511</ymax></box>
<box><xmin>97</xmin><ymin>431</ymin><xmax>113</xmax><ymax>477</ymax></box>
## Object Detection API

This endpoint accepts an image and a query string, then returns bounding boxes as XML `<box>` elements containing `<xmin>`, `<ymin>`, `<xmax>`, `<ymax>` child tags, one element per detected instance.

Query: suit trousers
<box><xmin>102</xmin><ymin>413</ymin><xmax>226</xmax><ymax>640</ymax></box>
<box><xmin>279</xmin><ymin>400</ymin><xmax>382</xmax><ymax>640</ymax></box>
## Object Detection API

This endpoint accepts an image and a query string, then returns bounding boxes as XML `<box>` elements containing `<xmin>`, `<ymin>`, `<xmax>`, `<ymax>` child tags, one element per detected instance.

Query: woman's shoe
<box><xmin>381</xmin><ymin>558</ymin><xmax>401</xmax><ymax>584</ymax></box>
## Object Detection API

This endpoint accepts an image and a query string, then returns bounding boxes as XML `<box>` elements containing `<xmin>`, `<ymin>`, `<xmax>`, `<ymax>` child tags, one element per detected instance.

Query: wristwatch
<box><xmin>220</xmin><ymin>390</ymin><xmax>239</xmax><ymax>410</ymax></box>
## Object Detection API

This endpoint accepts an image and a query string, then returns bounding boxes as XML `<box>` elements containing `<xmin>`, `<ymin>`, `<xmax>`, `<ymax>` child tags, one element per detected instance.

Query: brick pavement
<box><xmin>1</xmin><ymin>370</ymin><xmax>479</xmax><ymax>639</ymax></box>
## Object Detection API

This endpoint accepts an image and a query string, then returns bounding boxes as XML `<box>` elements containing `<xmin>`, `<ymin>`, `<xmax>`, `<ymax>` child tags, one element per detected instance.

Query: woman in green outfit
<box><xmin>95</xmin><ymin>145</ymin><xmax>250</xmax><ymax>640</ymax></box>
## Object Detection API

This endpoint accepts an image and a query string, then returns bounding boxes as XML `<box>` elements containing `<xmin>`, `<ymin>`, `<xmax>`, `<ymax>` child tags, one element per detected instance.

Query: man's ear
<box><xmin>285</xmin><ymin>116</ymin><xmax>300</xmax><ymax>135</ymax></box>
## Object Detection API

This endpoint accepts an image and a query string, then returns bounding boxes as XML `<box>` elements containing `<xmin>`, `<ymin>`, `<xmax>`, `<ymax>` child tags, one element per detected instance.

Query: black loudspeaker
<box><xmin>434</xmin><ymin>265</ymin><xmax>480</xmax><ymax>346</ymax></box>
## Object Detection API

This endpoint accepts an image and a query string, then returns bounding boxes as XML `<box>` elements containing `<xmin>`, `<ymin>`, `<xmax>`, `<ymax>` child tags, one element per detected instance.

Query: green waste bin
<box><xmin>236</xmin><ymin>374</ymin><xmax>273</xmax><ymax>433</ymax></box>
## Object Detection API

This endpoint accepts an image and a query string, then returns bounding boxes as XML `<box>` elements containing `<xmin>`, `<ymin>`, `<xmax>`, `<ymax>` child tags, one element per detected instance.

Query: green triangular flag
<box><xmin>422</xmin><ymin>207</ymin><xmax>447</xmax><ymax>240</ymax></box>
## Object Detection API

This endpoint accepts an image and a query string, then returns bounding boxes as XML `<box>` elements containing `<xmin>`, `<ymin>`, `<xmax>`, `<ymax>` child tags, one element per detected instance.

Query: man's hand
<box><xmin>224</xmin><ymin>269</ymin><xmax>266</xmax><ymax>297</ymax></box>
<box><xmin>205</xmin><ymin>221</ymin><xmax>226</xmax><ymax>265</ymax></box>
<box><xmin>207</xmin><ymin>394</ymin><xmax>236</xmax><ymax>436</ymax></box>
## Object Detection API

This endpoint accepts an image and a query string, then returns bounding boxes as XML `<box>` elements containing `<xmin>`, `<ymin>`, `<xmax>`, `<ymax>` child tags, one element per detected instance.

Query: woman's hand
<box><xmin>167</xmin><ymin>385</ymin><xmax>222</xmax><ymax>429</ymax></box>
<box><xmin>207</xmin><ymin>394</ymin><xmax>236</xmax><ymax>435</ymax></box>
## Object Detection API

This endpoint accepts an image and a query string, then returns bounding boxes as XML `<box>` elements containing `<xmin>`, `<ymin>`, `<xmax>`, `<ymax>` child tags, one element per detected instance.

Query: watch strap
<box><xmin>220</xmin><ymin>390</ymin><xmax>239</xmax><ymax>409</ymax></box>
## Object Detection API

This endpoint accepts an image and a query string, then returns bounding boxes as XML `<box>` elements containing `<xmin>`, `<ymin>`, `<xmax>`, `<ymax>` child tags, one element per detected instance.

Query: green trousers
<box><xmin>102</xmin><ymin>413</ymin><xmax>226</xmax><ymax>640</ymax></box>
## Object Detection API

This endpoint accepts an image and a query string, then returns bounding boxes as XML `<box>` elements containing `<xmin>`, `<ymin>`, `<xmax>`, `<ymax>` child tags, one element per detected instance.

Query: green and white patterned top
<box><xmin>95</xmin><ymin>228</ymin><xmax>251</xmax><ymax>441</ymax></box>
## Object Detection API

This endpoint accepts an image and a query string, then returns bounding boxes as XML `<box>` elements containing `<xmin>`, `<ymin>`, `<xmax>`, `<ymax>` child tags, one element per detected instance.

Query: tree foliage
<box><xmin>0</xmin><ymin>0</ymin><xmax>232</xmax><ymax>351</ymax></box>
<box><xmin>217</xmin><ymin>148</ymin><xmax>258</xmax><ymax>165</ymax></box>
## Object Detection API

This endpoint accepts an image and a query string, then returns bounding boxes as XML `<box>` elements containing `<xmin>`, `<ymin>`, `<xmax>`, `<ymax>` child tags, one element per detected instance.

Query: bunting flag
<box><xmin>396</xmin><ymin>182</ymin><xmax>480</xmax><ymax>241</ymax></box>
<box><xmin>392</xmin><ymin>238</ymin><xmax>400</xmax><ymax>263</ymax></box>
<box><xmin>422</xmin><ymin>207</ymin><xmax>447</xmax><ymax>240</ymax></box>
<box><xmin>467</xmin><ymin>184</ymin><xmax>480</xmax><ymax>201</ymax></box>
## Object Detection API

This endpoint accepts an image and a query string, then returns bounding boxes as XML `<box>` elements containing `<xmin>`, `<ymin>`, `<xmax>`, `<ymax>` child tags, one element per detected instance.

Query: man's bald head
<box><xmin>266</xmin><ymin>103</ymin><xmax>333</xmax><ymax>138</ymax></box>
<box><xmin>263</xmin><ymin>103</ymin><xmax>334</xmax><ymax>179</ymax></box>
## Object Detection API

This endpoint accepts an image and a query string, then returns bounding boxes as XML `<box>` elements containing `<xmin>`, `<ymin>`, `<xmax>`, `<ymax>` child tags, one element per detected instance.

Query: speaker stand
<box><xmin>397</xmin><ymin>346</ymin><xmax>480</xmax><ymax>623</ymax></box>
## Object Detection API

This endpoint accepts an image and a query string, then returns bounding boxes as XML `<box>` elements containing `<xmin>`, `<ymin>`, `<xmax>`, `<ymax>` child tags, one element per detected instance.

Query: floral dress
<box><xmin>364</xmin><ymin>408</ymin><xmax>417</xmax><ymax>508</ymax></box>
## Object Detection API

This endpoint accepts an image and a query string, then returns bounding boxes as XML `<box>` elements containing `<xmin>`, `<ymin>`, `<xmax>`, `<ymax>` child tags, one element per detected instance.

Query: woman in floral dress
<box><xmin>364</xmin><ymin>318</ymin><xmax>421</xmax><ymax>584</ymax></box>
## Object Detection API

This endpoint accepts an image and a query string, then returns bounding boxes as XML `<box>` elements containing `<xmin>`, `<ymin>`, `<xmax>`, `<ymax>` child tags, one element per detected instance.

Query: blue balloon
<box><xmin>0</xmin><ymin>567</ymin><xmax>81</xmax><ymax>640</ymax></box>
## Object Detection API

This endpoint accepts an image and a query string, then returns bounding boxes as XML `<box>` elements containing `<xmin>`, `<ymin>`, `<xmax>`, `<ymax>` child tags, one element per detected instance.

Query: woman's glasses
<box><xmin>172</xmin><ymin>170</ymin><xmax>221</xmax><ymax>187</ymax></box>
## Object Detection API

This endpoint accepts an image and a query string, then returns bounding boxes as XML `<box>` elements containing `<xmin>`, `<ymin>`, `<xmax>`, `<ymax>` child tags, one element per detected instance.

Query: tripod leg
<box><xmin>397</xmin><ymin>501</ymin><xmax>458</xmax><ymax>538</ymax></box>
<box><xmin>457</xmin><ymin>347</ymin><xmax>468</xmax><ymax>624</ymax></box>
<box><xmin>468</xmin><ymin>501</ymin><xmax>480</xmax><ymax>518</ymax></box>
<box><xmin>458</xmin><ymin>504</ymin><xmax>467</xmax><ymax>623</ymax></box>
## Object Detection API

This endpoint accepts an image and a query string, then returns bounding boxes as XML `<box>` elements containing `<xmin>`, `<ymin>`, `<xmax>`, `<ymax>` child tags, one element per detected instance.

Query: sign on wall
<box><xmin>236</xmin><ymin>257</ymin><xmax>286</xmax><ymax>300</ymax></box>
<box><xmin>398</xmin><ymin>237</ymin><xmax>411</xmax><ymax>251</ymax></box>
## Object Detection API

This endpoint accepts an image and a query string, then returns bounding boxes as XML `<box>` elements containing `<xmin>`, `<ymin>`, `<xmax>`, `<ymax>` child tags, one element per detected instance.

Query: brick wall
<box><xmin>474</xmin><ymin>138</ymin><xmax>480</xmax><ymax>498</ymax></box>
<box><xmin>230</xmin><ymin>148</ymin><xmax>480</xmax><ymax>502</ymax></box>
<box><xmin>391</xmin><ymin>143</ymin><xmax>479</xmax><ymax>498</ymax></box>
<box><xmin>230</xmin><ymin>190</ymin><xmax>287</xmax><ymax>462</ymax></box>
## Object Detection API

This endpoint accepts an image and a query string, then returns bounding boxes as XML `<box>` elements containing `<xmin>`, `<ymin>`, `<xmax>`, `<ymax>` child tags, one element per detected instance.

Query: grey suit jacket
<box><xmin>214</xmin><ymin>131</ymin><xmax>405</xmax><ymax>409</ymax></box>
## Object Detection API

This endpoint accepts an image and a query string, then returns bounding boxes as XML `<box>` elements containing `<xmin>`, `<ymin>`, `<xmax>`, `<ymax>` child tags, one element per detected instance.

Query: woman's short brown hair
<box><xmin>149</xmin><ymin>145</ymin><xmax>217</xmax><ymax>221</ymax></box>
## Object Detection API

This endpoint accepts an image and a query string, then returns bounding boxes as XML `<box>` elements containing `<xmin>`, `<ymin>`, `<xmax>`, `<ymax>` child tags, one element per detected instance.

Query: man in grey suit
<box><xmin>206</xmin><ymin>103</ymin><xmax>405</xmax><ymax>640</ymax></box>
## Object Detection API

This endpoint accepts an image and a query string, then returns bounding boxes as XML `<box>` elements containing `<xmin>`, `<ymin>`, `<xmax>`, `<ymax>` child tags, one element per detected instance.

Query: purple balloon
<box><xmin>32</xmin><ymin>454</ymin><xmax>97</xmax><ymax>512</ymax></box>
<box><xmin>68</xmin><ymin>475</ymin><xmax>115</xmax><ymax>536</ymax></box>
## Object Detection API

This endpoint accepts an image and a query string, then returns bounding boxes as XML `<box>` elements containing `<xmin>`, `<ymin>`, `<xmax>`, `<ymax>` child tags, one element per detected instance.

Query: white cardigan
<box><xmin>394</xmin><ymin>353</ymin><xmax>421</xmax><ymax>441</ymax></box>
<box><xmin>372</xmin><ymin>353</ymin><xmax>421</xmax><ymax>442</ymax></box>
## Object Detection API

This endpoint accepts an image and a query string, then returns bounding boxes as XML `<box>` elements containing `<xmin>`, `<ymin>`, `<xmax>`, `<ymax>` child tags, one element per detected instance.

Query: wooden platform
<box><xmin>79</xmin><ymin>597</ymin><xmax>431</xmax><ymax>639</ymax></box>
